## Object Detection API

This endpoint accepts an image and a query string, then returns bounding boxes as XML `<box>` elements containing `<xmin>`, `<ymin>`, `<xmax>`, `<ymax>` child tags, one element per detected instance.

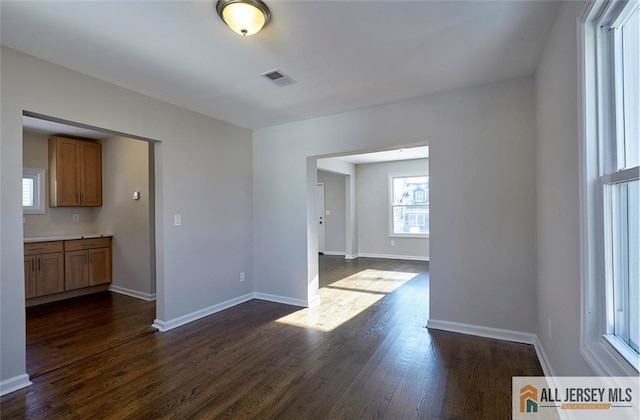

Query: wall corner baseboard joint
<box><xmin>0</xmin><ymin>373</ymin><xmax>32</xmax><ymax>396</ymax></box>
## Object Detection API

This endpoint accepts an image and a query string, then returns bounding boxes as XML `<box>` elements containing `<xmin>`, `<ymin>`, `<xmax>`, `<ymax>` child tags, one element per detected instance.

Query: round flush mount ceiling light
<box><xmin>216</xmin><ymin>0</ymin><xmax>271</xmax><ymax>36</ymax></box>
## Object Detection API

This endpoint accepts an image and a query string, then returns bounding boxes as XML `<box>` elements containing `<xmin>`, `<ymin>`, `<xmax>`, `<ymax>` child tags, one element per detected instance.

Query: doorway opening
<box><xmin>21</xmin><ymin>112</ymin><xmax>160</xmax><ymax>377</ymax></box>
<box><xmin>309</xmin><ymin>145</ymin><xmax>430</xmax><ymax>323</ymax></box>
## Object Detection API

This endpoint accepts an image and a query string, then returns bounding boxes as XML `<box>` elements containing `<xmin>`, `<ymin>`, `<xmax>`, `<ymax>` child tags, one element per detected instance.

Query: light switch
<box><xmin>133</xmin><ymin>191</ymin><xmax>140</xmax><ymax>200</ymax></box>
<box><xmin>174</xmin><ymin>214</ymin><xmax>182</xmax><ymax>226</ymax></box>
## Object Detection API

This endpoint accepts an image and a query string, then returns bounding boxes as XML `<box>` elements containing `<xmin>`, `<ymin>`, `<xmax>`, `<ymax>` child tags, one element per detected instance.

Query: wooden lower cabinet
<box><xmin>65</xmin><ymin>250</ymin><xmax>89</xmax><ymax>290</ymax></box>
<box><xmin>24</xmin><ymin>242</ymin><xmax>65</xmax><ymax>298</ymax></box>
<box><xmin>25</xmin><ymin>237</ymin><xmax>111</xmax><ymax>301</ymax></box>
<box><xmin>89</xmin><ymin>247</ymin><xmax>111</xmax><ymax>286</ymax></box>
<box><xmin>24</xmin><ymin>256</ymin><xmax>38</xmax><ymax>299</ymax></box>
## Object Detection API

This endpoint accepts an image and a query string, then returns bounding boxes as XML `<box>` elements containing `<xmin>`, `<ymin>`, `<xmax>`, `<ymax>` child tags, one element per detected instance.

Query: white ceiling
<box><xmin>1</xmin><ymin>1</ymin><xmax>559</xmax><ymax>130</ymax></box>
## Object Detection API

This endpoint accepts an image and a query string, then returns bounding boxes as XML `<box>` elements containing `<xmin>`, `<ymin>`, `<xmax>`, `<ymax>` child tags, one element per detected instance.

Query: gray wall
<box><xmin>1</xmin><ymin>47</ymin><xmax>253</xmax><ymax>387</ymax></box>
<box><xmin>95</xmin><ymin>136</ymin><xmax>154</xmax><ymax>296</ymax></box>
<box><xmin>357</xmin><ymin>159</ymin><xmax>429</xmax><ymax>260</ymax></box>
<box><xmin>253</xmin><ymin>76</ymin><xmax>538</xmax><ymax>334</ymax></box>
<box><xmin>22</xmin><ymin>131</ymin><xmax>98</xmax><ymax>236</ymax></box>
<box><xmin>317</xmin><ymin>170</ymin><xmax>346</xmax><ymax>255</ymax></box>
<box><xmin>535</xmin><ymin>1</ymin><xmax>593</xmax><ymax>375</ymax></box>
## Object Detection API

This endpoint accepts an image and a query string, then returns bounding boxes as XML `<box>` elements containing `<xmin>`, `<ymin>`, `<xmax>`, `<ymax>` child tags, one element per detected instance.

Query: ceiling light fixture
<box><xmin>216</xmin><ymin>0</ymin><xmax>271</xmax><ymax>36</ymax></box>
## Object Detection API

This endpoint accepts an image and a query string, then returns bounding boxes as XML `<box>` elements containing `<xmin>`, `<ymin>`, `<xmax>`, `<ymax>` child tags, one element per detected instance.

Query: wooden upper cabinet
<box><xmin>49</xmin><ymin>136</ymin><xmax>102</xmax><ymax>207</ymax></box>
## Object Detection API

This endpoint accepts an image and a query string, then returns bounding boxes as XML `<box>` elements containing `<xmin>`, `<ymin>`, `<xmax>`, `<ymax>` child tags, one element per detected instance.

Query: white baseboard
<box><xmin>534</xmin><ymin>336</ymin><xmax>556</xmax><ymax>377</ymax></box>
<box><xmin>426</xmin><ymin>319</ymin><xmax>557</xmax><ymax>376</ymax></box>
<box><xmin>253</xmin><ymin>292</ymin><xmax>307</xmax><ymax>308</ymax></box>
<box><xmin>427</xmin><ymin>319</ymin><xmax>536</xmax><ymax>345</ymax></box>
<box><xmin>358</xmin><ymin>253</ymin><xmax>429</xmax><ymax>262</ymax></box>
<box><xmin>109</xmin><ymin>285</ymin><xmax>156</xmax><ymax>301</ymax></box>
<box><xmin>0</xmin><ymin>374</ymin><xmax>31</xmax><ymax>396</ymax></box>
<box><xmin>344</xmin><ymin>253</ymin><xmax>359</xmax><ymax>260</ymax></box>
<box><xmin>322</xmin><ymin>251</ymin><xmax>345</xmax><ymax>256</ymax></box>
<box><xmin>152</xmin><ymin>293</ymin><xmax>254</xmax><ymax>332</ymax></box>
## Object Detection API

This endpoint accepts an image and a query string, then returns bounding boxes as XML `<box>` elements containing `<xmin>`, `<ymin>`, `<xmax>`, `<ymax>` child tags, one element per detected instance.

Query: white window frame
<box><xmin>22</xmin><ymin>168</ymin><xmax>46</xmax><ymax>214</ymax></box>
<box><xmin>389</xmin><ymin>173</ymin><xmax>429</xmax><ymax>238</ymax></box>
<box><xmin>580</xmin><ymin>0</ymin><xmax>639</xmax><ymax>375</ymax></box>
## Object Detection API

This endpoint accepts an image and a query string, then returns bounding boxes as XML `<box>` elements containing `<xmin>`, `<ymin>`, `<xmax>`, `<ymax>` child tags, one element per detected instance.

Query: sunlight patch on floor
<box><xmin>276</xmin><ymin>269</ymin><xmax>418</xmax><ymax>332</ymax></box>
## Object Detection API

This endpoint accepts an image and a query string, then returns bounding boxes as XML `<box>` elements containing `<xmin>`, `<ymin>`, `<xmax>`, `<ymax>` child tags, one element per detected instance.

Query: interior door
<box><xmin>316</xmin><ymin>182</ymin><xmax>325</xmax><ymax>254</ymax></box>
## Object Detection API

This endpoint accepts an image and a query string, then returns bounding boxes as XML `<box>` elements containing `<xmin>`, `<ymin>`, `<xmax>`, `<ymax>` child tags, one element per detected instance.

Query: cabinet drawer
<box><xmin>24</xmin><ymin>241</ymin><xmax>64</xmax><ymax>255</ymax></box>
<box><xmin>64</xmin><ymin>237</ymin><xmax>111</xmax><ymax>251</ymax></box>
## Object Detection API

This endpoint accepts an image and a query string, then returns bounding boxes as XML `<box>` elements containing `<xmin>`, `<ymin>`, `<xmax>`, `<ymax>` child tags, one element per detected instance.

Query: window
<box><xmin>22</xmin><ymin>168</ymin><xmax>46</xmax><ymax>214</ymax></box>
<box><xmin>390</xmin><ymin>175</ymin><xmax>428</xmax><ymax>237</ymax></box>
<box><xmin>582</xmin><ymin>0</ymin><xmax>639</xmax><ymax>373</ymax></box>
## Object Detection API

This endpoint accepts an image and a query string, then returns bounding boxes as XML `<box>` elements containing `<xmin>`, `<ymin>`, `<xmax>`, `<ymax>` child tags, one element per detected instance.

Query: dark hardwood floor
<box><xmin>2</xmin><ymin>256</ymin><xmax>542</xmax><ymax>419</ymax></box>
<box><xmin>26</xmin><ymin>292</ymin><xmax>156</xmax><ymax>378</ymax></box>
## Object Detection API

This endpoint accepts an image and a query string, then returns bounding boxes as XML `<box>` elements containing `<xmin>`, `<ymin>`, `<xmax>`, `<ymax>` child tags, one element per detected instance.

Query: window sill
<box><xmin>582</xmin><ymin>338</ymin><xmax>639</xmax><ymax>376</ymax></box>
<box><xmin>23</xmin><ymin>209</ymin><xmax>46</xmax><ymax>215</ymax></box>
<box><xmin>389</xmin><ymin>233</ymin><xmax>429</xmax><ymax>239</ymax></box>
<box><xmin>602</xmin><ymin>335</ymin><xmax>639</xmax><ymax>373</ymax></box>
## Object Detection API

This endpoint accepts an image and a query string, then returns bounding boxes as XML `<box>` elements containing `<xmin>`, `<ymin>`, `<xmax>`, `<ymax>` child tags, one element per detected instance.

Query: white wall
<box><xmin>357</xmin><ymin>159</ymin><xmax>429</xmax><ymax>260</ymax></box>
<box><xmin>0</xmin><ymin>47</ymin><xmax>253</xmax><ymax>389</ymax></box>
<box><xmin>535</xmin><ymin>1</ymin><xmax>593</xmax><ymax>375</ymax></box>
<box><xmin>254</xmin><ymin>76</ymin><xmax>538</xmax><ymax>334</ymax></box>
<box><xmin>95</xmin><ymin>136</ymin><xmax>154</xmax><ymax>296</ymax></box>
<box><xmin>317</xmin><ymin>170</ymin><xmax>346</xmax><ymax>255</ymax></box>
<box><xmin>22</xmin><ymin>131</ymin><xmax>98</xmax><ymax>237</ymax></box>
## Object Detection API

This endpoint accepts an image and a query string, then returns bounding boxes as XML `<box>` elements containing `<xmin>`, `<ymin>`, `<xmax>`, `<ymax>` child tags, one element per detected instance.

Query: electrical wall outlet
<box><xmin>174</xmin><ymin>214</ymin><xmax>182</xmax><ymax>226</ymax></box>
<box><xmin>240</xmin><ymin>272</ymin><xmax>246</xmax><ymax>282</ymax></box>
<box><xmin>391</xmin><ymin>240</ymin><xmax>395</xmax><ymax>246</ymax></box>
<box><xmin>72</xmin><ymin>214</ymin><xmax>80</xmax><ymax>223</ymax></box>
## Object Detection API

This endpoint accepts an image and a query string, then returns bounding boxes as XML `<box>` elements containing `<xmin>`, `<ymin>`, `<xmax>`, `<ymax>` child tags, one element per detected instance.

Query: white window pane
<box><xmin>607</xmin><ymin>179</ymin><xmax>639</xmax><ymax>354</ymax></box>
<box><xmin>22</xmin><ymin>178</ymin><xmax>33</xmax><ymax>207</ymax></box>
<box><xmin>393</xmin><ymin>205</ymin><xmax>429</xmax><ymax>234</ymax></box>
<box><xmin>622</xmin><ymin>6</ymin><xmax>639</xmax><ymax>169</ymax></box>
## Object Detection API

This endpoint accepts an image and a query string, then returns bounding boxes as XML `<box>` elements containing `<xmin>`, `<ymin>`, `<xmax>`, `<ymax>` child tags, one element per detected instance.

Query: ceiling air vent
<box><xmin>260</xmin><ymin>69</ymin><xmax>297</xmax><ymax>87</ymax></box>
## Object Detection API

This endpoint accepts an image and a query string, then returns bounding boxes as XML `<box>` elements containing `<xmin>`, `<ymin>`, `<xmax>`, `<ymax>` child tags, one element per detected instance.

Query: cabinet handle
<box><xmin>32</xmin><ymin>259</ymin><xmax>35</xmax><ymax>272</ymax></box>
<box><xmin>37</xmin><ymin>257</ymin><xmax>41</xmax><ymax>272</ymax></box>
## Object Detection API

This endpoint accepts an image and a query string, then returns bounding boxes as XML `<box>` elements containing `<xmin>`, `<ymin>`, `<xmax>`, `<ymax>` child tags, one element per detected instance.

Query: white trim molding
<box><xmin>253</xmin><ymin>292</ymin><xmax>308</xmax><ymax>308</ymax></box>
<box><xmin>358</xmin><ymin>253</ymin><xmax>429</xmax><ymax>262</ymax></box>
<box><xmin>0</xmin><ymin>374</ymin><xmax>32</xmax><ymax>396</ymax></box>
<box><xmin>152</xmin><ymin>292</ymin><xmax>310</xmax><ymax>333</ymax></box>
<box><xmin>427</xmin><ymin>319</ymin><xmax>557</xmax><ymax>375</ymax></box>
<box><xmin>426</xmin><ymin>319</ymin><xmax>536</xmax><ymax>344</ymax></box>
<box><xmin>322</xmin><ymin>251</ymin><xmax>345</xmax><ymax>257</ymax></box>
<box><xmin>581</xmin><ymin>342</ymin><xmax>639</xmax><ymax>376</ymax></box>
<box><xmin>152</xmin><ymin>293</ymin><xmax>254</xmax><ymax>332</ymax></box>
<box><xmin>534</xmin><ymin>337</ymin><xmax>556</xmax><ymax>377</ymax></box>
<box><xmin>344</xmin><ymin>253</ymin><xmax>359</xmax><ymax>260</ymax></box>
<box><xmin>109</xmin><ymin>285</ymin><xmax>156</xmax><ymax>301</ymax></box>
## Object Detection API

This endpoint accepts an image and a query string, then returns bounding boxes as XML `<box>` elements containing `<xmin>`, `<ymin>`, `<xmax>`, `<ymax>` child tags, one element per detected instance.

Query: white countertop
<box><xmin>24</xmin><ymin>234</ymin><xmax>113</xmax><ymax>243</ymax></box>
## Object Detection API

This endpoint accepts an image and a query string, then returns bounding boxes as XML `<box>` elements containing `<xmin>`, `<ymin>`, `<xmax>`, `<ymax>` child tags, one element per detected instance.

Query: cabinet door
<box><xmin>54</xmin><ymin>138</ymin><xmax>81</xmax><ymax>206</ymax></box>
<box><xmin>24</xmin><ymin>256</ymin><xmax>37</xmax><ymax>299</ymax></box>
<box><xmin>65</xmin><ymin>250</ymin><xmax>89</xmax><ymax>290</ymax></box>
<box><xmin>89</xmin><ymin>247</ymin><xmax>111</xmax><ymax>286</ymax></box>
<box><xmin>80</xmin><ymin>141</ymin><xmax>102</xmax><ymax>206</ymax></box>
<box><xmin>37</xmin><ymin>253</ymin><xmax>64</xmax><ymax>296</ymax></box>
